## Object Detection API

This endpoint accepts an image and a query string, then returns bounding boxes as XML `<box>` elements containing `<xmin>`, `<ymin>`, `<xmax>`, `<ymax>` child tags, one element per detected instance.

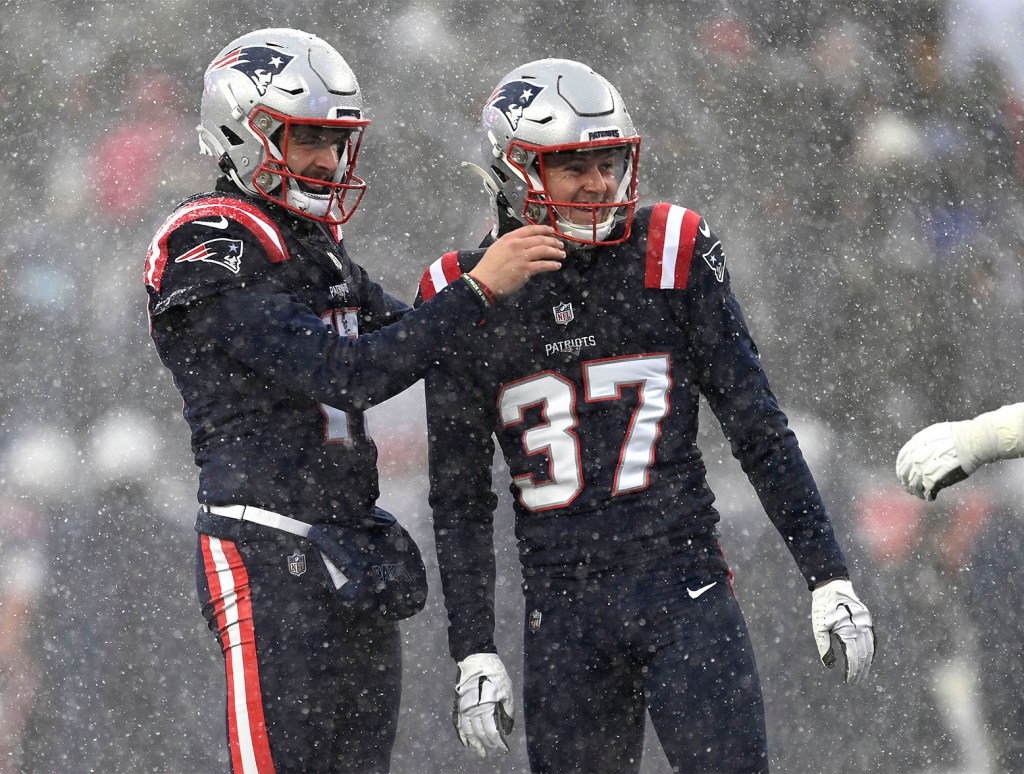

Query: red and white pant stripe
<box><xmin>200</xmin><ymin>535</ymin><xmax>276</xmax><ymax>774</ymax></box>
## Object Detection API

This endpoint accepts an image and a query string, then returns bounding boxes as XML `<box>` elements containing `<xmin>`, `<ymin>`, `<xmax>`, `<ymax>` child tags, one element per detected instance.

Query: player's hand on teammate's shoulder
<box><xmin>811</xmin><ymin>578</ymin><xmax>876</xmax><ymax>684</ymax></box>
<box><xmin>469</xmin><ymin>224</ymin><xmax>566</xmax><ymax>299</ymax></box>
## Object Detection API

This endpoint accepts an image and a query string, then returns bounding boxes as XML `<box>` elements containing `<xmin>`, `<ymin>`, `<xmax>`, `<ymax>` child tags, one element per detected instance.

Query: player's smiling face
<box><xmin>541</xmin><ymin>147</ymin><xmax>626</xmax><ymax>224</ymax></box>
<box><xmin>285</xmin><ymin>125</ymin><xmax>351</xmax><ymax>193</ymax></box>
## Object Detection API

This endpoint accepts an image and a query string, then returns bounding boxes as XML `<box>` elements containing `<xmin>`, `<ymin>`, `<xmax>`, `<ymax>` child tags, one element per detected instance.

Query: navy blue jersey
<box><xmin>417</xmin><ymin>203</ymin><xmax>848</xmax><ymax>659</ymax></box>
<box><xmin>146</xmin><ymin>181</ymin><xmax>487</xmax><ymax>525</ymax></box>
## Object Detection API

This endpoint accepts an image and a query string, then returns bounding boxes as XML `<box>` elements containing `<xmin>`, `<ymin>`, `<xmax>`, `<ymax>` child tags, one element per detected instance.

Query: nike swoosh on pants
<box><xmin>687</xmin><ymin>581</ymin><xmax>717</xmax><ymax>599</ymax></box>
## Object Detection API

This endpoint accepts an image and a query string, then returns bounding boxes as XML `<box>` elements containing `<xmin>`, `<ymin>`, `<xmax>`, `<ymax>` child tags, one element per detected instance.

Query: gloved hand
<box><xmin>895</xmin><ymin>422</ymin><xmax>972</xmax><ymax>501</ymax></box>
<box><xmin>452</xmin><ymin>653</ymin><xmax>515</xmax><ymax>757</ymax></box>
<box><xmin>811</xmin><ymin>579</ymin><xmax>876</xmax><ymax>684</ymax></box>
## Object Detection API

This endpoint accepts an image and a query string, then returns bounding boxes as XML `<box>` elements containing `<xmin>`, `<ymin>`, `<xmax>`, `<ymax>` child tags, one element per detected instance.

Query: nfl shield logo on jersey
<box><xmin>287</xmin><ymin>552</ymin><xmax>307</xmax><ymax>577</ymax></box>
<box><xmin>529</xmin><ymin>609</ymin><xmax>543</xmax><ymax>632</ymax></box>
<box><xmin>552</xmin><ymin>302</ymin><xmax>574</xmax><ymax>326</ymax></box>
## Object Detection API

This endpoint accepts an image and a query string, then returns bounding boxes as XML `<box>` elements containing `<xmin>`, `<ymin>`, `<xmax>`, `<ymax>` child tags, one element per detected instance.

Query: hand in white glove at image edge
<box><xmin>452</xmin><ymin>652</ymin><xmax>515</xmax><ymax>758</ymax></box>
<box><xmin>811</xmin><ymin>578</ymin><xmax>876</xmax><ymax>684</ymax></box>
<box><xmin>896</xmin><ymin>404</ymin><xmax>1024</xmax><ymax>501</ymax></box>
<box><xmin>895</xmin><ymin>421</ymin><xmax>971</xmax><ymax>501</ymax></box>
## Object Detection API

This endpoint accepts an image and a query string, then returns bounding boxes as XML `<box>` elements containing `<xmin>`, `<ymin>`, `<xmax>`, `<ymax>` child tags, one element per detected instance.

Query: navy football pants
<box><xmin>522</xmin><ymin>566</ymin><xmax>768</xmax><ymax>774</ymax></box>
<box><xmin>196</xmin><ymin>534</ymin><xmax>401</xmax><ymax>773</ymax></box>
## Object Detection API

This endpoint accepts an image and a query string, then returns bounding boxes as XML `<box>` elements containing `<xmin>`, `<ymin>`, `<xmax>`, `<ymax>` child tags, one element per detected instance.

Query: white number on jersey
<box><xmin>497</xmin><ymin>354</ymin><xmax>671</xmax><ymax>511</ymax></box>
<box><xmin>320</xmin><ymin>309</ymin><xmax>369</xmax><ymax>444</ymax></box>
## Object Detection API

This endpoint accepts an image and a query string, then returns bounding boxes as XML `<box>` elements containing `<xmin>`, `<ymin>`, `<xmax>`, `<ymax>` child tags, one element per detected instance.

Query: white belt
<box><xmin>203</xmin><ymin>504</ymin><xmax>348</xmax><ymax>587</ymax></box>
<box><xmin>204</xmin><ymin>504</ymin><xmax>312</xmax><ymax>539</ymax></box>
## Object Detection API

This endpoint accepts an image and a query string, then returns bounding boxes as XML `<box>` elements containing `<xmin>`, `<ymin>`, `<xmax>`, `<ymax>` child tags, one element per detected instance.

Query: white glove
<box><xmin>895</xmin><ymin>422</ymin><xmax>972</xmax><ymax>501</ymax></box>
<box><xmin>452</xmin><ymin>653</ymin><xmax>514</xmax><ymax>758</ymax></box>
<box><xmin>811</xmin><ymin>579</ymin><xmax>876</xmax><ymax>684</ymax></box>
<box><xmin>897</xmin><ymin>404</ymin><xmax>1024</xmax><ymax>500</ymax></box>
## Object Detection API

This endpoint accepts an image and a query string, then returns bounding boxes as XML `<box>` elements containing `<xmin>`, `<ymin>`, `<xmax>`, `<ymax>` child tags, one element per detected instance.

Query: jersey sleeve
<box><xmin>424</xmin><ymin>360</ymin><xmax>501</xmax><ymax>660</ymax></box>
<box><xmin>177</xmin><ymin>274</ymin><xmax>489</xmax><ymax>413</ymax></box>
<box><xmin>416</xmin><ymin>249</ymin><xmax>501</xmax><ymax>660</ymax></box>
<box><xmin>655</xmin><ymin>205</ymin><xmax>849</xmax><ymax>588</ymax></box>
<box><xmin>348</xmin><ymin>259</ymin><xmax>410</xmax><ymax>333</ymax></box>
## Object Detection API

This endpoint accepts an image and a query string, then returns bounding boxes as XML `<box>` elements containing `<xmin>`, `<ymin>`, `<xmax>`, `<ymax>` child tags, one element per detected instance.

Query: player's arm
<box><xmin>181</xmin><ymin>275</ymin><xmax>488</xmax><ymax>411</ymax></box>
<box><xmin>416</xmin><ymin>274</ymin><xmax>514</xmax><ymax>757</ymax></box>
<box><xmin>681</xmin><ymin>222</ymin><xmax>846</xmax><ymax>586</ymax></box>
<box><xmin>423</xmin><ymin>365</ymin><xmax>501</xmax><ymax>659</ymax></box>
<box><xmin>150</xmin><ymin>218</ymin><xmax>562</xmax><ymax>412</ymax></box>
<box><xmin>415</xmin><ymin>261</ymin><xmax>501</xmax><ymax>659</ymax></box>
<box><xmin>218</xmin><ymin>224</ymin><xmax>563</xmax><ymax>411</ymax></box>
<box><xmin>896</xmin><ymin>402</ymin><xmax>1024</xmax><ymax>500</ymax></box>
<box><xmin>353</xmin><ymin>261</ymin><xmax>411</xmax><ymax>332</ymax></box>
<box><xmin>680</xmin><ymin>217</ymin><xmax>875</xmax><ymax>683</ymax></box>
<box><xmin>425</xmin><ymin>360</ymin><xmax>516</xmax><ymax>757</ymax></box>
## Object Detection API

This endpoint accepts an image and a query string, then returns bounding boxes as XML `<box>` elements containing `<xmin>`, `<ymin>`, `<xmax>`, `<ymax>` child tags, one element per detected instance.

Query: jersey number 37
<box><xmin>498</xmin><ymin>354</ymin><xmax>670</xmax><ymax>511</ymax></box>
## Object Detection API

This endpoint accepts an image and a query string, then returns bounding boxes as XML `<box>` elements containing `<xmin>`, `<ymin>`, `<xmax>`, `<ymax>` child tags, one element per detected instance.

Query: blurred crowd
<box><xmin>2</xmin><ymin>0</ymin><xmax>1024</xmax><ymax>771</ymax></box>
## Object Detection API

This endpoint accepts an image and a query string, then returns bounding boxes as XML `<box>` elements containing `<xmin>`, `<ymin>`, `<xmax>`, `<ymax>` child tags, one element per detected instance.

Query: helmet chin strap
<box><xmin>554</xmin><ymin>210</ymin><xmax>616</xmax><ymax>245</ymax></box>
<box><xmin>281</xmin><ymin>143</ymin><xmax>350</xmax><ymax>219</ymax></box>
<box><xmin>285</xmin><ymin>178</ymin><xmax>335</xmax><ymax>218</ymax></box>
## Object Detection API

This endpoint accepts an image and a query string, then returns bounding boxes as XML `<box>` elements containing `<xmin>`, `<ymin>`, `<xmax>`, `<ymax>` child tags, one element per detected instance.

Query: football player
<box><xmin>417</xmin><ymin>58</ymin><xmax>876</xmax><ymax>773</ymax></box>
<box><xmin>145</xmin><ymin>29</ymin><xmax>563</xmax><ymax>773</ymax></box>
<box><xmin>897</xmin><ymin>402</ymin><xmax>1024</xmax><ymax>500</ymax></box>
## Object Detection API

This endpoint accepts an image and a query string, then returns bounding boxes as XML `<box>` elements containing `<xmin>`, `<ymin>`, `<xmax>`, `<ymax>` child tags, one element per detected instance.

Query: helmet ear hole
<box><xmin>219</xmin><ymin>126</ymin><xmax>246</xmax><ymax>147</ymax></box>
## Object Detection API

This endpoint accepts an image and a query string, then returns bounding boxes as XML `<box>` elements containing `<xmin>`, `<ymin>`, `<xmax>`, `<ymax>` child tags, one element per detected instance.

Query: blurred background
<box><xmin>2</xmin><ymin>0</ymin><xmax>1024</xmax><ymax>771</ymax></box>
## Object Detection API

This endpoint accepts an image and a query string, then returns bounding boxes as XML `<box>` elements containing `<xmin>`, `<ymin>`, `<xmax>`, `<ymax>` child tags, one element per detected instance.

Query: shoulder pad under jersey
<box><xmin>144</xmin><ymin>194</ymin><xmax>290</xmax><ymax>295</ymax></box>
<box><xmin>417</xmin><ymin>250</ymin><xmax>484</xmax><ymax>303</ymax></box>
<box><xmin>642</xmin><ymin>202</ymin><xmax>724</xmax><ymax>290</ymax></box>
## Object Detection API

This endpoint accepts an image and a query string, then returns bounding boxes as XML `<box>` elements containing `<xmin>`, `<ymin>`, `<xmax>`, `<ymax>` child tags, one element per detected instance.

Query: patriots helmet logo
<box><xmin>486</xmin><ymin>80</ymin><xmax>546</xmax><ymax>130</ymax></box>
<box><xmin>174</xmin><ymin>238</ymin><xmax>243</xmax><ymax>274</ymax></box>
<box><xmin>209</xmin><ymin>46</ymin><xmax>294</xmax><ymax>96</ymax></box>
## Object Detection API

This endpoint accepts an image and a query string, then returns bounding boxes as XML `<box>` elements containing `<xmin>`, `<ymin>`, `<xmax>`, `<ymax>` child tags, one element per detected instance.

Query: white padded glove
<box><xmin>895</xmin><ymin>422</ymin><xmax>972</xmax><ymax>501</ymax></box>
<box><xmin>811</xmin><ymin>579</ymin><xmax>876</xmax><ymax>684</ymax></box>
<box><xmin>452</xmin><ymin>653</ymin><xmax>514</xmax><ymax>758</ymax></box>
<box><xmin>897</xmin><ymin>404</ymin><xmax>1024</xmax><ymax>501</ymax></box>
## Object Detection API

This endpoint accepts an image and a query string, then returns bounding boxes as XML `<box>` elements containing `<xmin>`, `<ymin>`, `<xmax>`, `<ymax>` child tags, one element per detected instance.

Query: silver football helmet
<box><xmin>197</xmin><ymin>28</ymin><xmax>369</xmax><ymax>226</ymax></box>
<box><xmin>478</xmin><ymin>58</ymin><xmax>640</xmax><ymax>246</ymax></box>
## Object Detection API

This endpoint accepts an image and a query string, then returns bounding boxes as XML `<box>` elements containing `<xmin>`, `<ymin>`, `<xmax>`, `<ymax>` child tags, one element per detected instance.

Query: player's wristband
<box><xmin>461</xmin><ymin>273</ymin><xmax>497</xmax><ymax>307</ymax></box>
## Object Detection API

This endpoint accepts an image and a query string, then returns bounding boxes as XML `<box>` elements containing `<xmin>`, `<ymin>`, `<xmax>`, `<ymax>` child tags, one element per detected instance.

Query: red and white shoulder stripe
<box><xmin>144</xmin><ymin>197</ymin><xmax>290</xmax><ymax>292</ymax></box>
<box><xmin>418</xmin><ymin>251</ymin><xmax>462</xmax><ymax>302</ymax></box>
<box><xmin>644</xmin><ymin>203</ymin><xmax>702</xmax><ymax>290</ymax></box>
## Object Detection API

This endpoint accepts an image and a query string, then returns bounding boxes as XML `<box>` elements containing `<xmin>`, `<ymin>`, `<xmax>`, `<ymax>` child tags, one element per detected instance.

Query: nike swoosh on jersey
<box><xmin>687</xmin><ymin>581</ymin><xmax>717</xmax><ymax>599</ymax></box>
<box><xmin>194</xmin><ymin>216</ymin><xmax>230</xmax><ymax>229</ymax></box>
<box><xmin>698</xmin><ymin>218</ymin><xmax>711</xmax><ymax>237</ymax></box>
